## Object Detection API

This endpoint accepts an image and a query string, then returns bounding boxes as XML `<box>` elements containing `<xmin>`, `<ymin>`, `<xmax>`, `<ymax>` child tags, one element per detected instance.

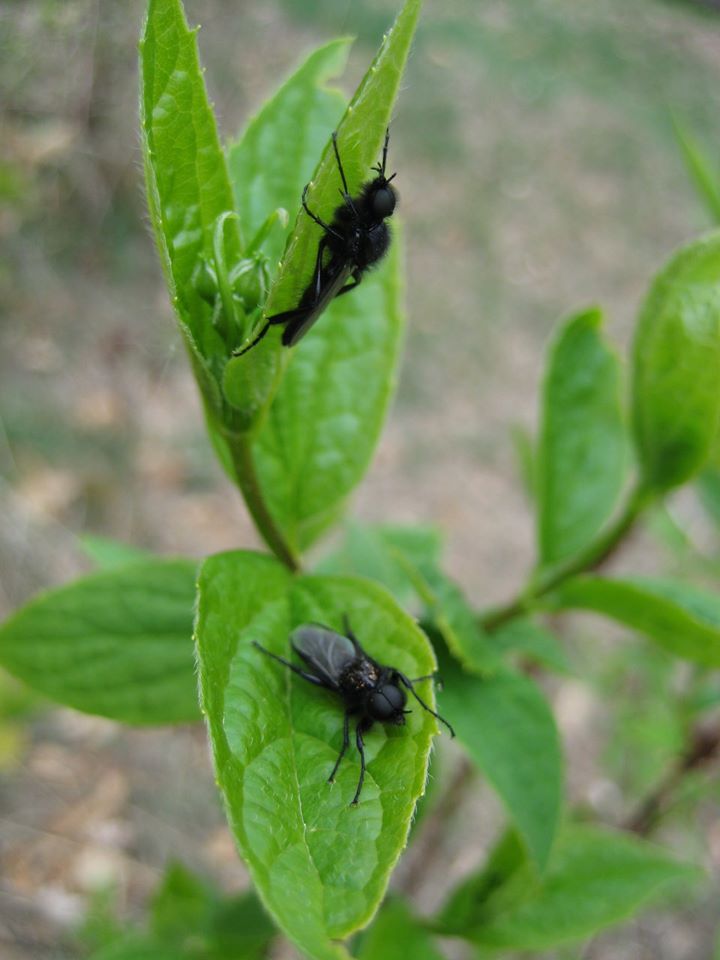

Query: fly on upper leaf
<box><xmin>233</xmin><ymin>129</ymin><xmax>398</xmax><ymax>356</ymax></box>
<box><xmin>253</xmin><ymin>615</ymin><xmax>453</xmax><ymax>806</ymax></box>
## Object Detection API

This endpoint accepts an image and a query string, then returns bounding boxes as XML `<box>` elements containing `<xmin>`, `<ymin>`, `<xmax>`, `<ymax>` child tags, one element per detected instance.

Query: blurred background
<box><xmin>2</xmin><ymin>1</ymin><xmax>720</xmax><ymax>957</ymax></box>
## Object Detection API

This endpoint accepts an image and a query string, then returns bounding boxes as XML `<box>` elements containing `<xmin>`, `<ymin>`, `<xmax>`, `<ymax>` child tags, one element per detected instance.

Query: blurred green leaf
<box><xmin>631</xmin><ymin>232</ymin><xmax>720</xmax><ymax>492</ymax></box>
<box><xmin>537</xmin><ymin>308</ymin><xmax>627</xmax><ymax>567</ymax></box>
<box><xmin>436</xmin><ymin>643</ymin><xmax>562</xmax><ymax>871</ymax></box>
<box><xmin>151</xmin><ymin>862</ymin><xmax>275</xmax><ymax>959</ymax></box>
<box><xmin>79</xmin><ymin>534</ymin><xmax>150</xmax><ymax>570</ymax></box>
<box><xmin>492</xmin><ymin>619</ymin><xmax>571</xmax><ymax>674</ymax></box>
<box><xmin>413</xmin><ymin>565</ymin><xmax>499</xmax><ymax>674</ymax></box>
<box><xmin>510</xmin><ymin>424</ymin><xmax>537</xmax><ymax>502</ymax></box>
<box><xmin>321</xmin><ymin>524</ymin><xmax>498</xmax><ymax>672</ymax></box>
<box><xmin>689</xmin><ymin>677</ymin><xmax>720</xmax><ymax>714</ymax></box>
<box><xmin>207</xmin><ymin>893</ymin><xmax>275</xmax><ymax>959</ymax></box>
<box><xmin>316</xmin><ymin>522</ymin><xmax>443</xmax><ymax>605</ymax></box>
<box><xmin>435</xmin><ymin>829</ymin><xmax>526</xmax><ymax>934</ymax></box>
<box><xmin>597</xmin><ymin>637</ymin><xmax>685</xmax><ymax>795</ymax></box>
<box><xmin>672</xmin><ymin>114</ymin><xmax>720</xmax><ymax>225</ymax></box>
<box><xmin>75</xmin><ymin>885</ymin><xmax>126</xmax><ymax>954</ymax></box>
<box><xmin>547</xmin><ymin>575</ymin><xmax>720</xmax><ymax>666</ymax></box>
<box><xmin>196</xmin><ymin>551</ymin><xmax>439</xmax><ymax>958</ymax></box>
<box><xmin>0</xmin><ymin>559</ymin><xmax>199</xmax><ymax>723</ymax></box>
<box><xmin>698</xmin><ymin>467</ymin><xmax>720</xmax><ymax>529</ymax></box>
<box><xmin>437</xmin><ymin>826</ymin><xmax>700</xmax><ymax>950</ymax></box>
<box><xmin>88</xmin><ymin>937</ymin><xmax>179</xmax><ymax>960</ymax></box>
<box><xmin>357</xmin><ymin>898</ymin><xmax>444</xmax><ymax>960</ymax></box>
<box><xmin>79</xmin><ymin>862</ymin><xmax>274</xmax><ymax>960</ymax></box>
<box><xmin>150</xmin><ymin>862</ymin><xmax>212</xmax><ymax>944</ymax></box>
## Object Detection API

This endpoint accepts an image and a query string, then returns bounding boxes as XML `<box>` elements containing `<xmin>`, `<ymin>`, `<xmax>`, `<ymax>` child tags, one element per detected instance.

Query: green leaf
<box><xmin>322</xmin><ymin>524</ymin><xmax>497</xmax><ymax>673</ymax></box>
<box><xmin>435</xmin><ymin>643</ymin><xmax>562</xmax><ymax>871</ymax></box>
<box><xmin>672</xmin><ymin>114</ymin><xmax>720</xmax><ymax>225</ymax></box>
<box><xmin>227</xmin><ymin>39</ymin><xmax>350</xmax><ymax>273</ymax></box>
<box><xmin>264</xmin><ymin>0</ymin><xmax>422</xmax><ymax>324</ymax></box>
<box><xmin>316</xmin><ymin>522</ymin><xmax>443</xmax><ymax>606</ymax></box>
<box><xmin>80</xmin><ymin>861</ymin><xmax>274</xmax><ymax>960</ymax></box>
<box><xmin>492</xmin><ymin>619</ymin><xmax>571</xmax><ymax>675</ymax></box>
<box><xmin>252</xmin><ymin>237</ymin><xmax>404</xmax><ymax>550</ymax></box>
<box><xmin>436</xmin><ymin>829</ymin><xmax>527</xmax><ymax>936</ymax></box>
<box><xmin>510</xmin><ymin>424</ymin><xmax>536</xmax><ymax>502</ymax></box>
<box><xmin>196</xmin><ymin>551</ymin><xmax>439</xmax><ymax>958</ymax></box>
<box><xmin>227</xmin><ymin>0</ymin><xmax>420</xmax><ymax>446</ymax></box>
<box><xmin>414</xmin><ymin>565</ymin><xmax>499</xmax><ymax>674</ymax></box>
<box><xmin>436</xmin><ymin>826</ymin><xmax>701</xmax><ymax>950</ymax></box>
<box><xmin>206</xmin><ymin>892</ymin><xmax>276</xmax><ymax>960</ymax></box>
<box><xmin>79</xmin><ymin>534</ymin><xmax>150</xmax><ymax>570</ymax></box>
<box><xmin>631</xmin><ymin>232</ymin><xmax>720</xmax><ymax>492</ymax></box>
<box><xmin>321</xmin><ymin>524</ymin><xmax>497</xmax><ymax>672</ymax></box>
<box><xmin>357</xmin><ymin>898</ymin><xmax>444</xmax><ymax>960</ymax></box>
<box><xmin>225</xmin><ymin>2</ymin><xmax>417</xmax><ymax>548</ymax></box>
<box><xmin>537</xmin><ymin>308</ymin><xmax>627</xmax><ymax>567</ymax></box>
<box><xmin>150</xmin><ymin>862</ymin><xmax>275</xmax><ymax>959</ymax></box>
<box><xmin>87</xmin><ymin>937</ymin><xmax>180</xmax><ymax>960</ymax></box>
<box><xmin>699</xmin><ymin>466</ymin><xmax>720</xmax><ymax>529</ymax></box>
<box><xmin>140</xmin><ymin>0</ymin><xmax>240</xmax><ymax>333</ymax></box>
<box><xmin>547</xmin><ymin>575</ymin><xmax>720</xmax><ymax>666</ymax></box>
<box><xmin>150</xmin><ymin>862</ymin><xmax>213</xmax><ymax>944</ymax></box>
<box><xmin>140</xmin><ymin>0</ymin><xmax>243</xmax><ymax>417</ymax></box>
<box><xmin>0</xmin><ymin>559</ymin><xmax>199</xmax><ymax>724</ymax></box>
<box><xmin>223</xmin><ymin>39</ymin><xmax>350</xmax><ymax>421</ymax></box>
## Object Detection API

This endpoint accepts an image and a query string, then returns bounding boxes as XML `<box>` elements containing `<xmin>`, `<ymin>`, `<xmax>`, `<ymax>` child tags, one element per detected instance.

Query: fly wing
<box><xmin>290</xmin><ymin>624</ymin><xmax>356</xmax><ymax>688</ymax></box>
<box><xmin>282</xmin><ymin>262</ymin><xmax>354</xmax><ymax>347</ymax></box>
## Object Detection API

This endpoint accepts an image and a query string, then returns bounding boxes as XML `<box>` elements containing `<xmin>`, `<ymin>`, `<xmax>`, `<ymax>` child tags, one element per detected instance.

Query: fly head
<box><xmin>367</xmin><ymin>681</ymin><xmax>406</xmax><ymax>723</ymax></box>
<box><xmin>368</xmin><ymin>180</ymin><xmax>397</xmax><ymax>220</ymax></box>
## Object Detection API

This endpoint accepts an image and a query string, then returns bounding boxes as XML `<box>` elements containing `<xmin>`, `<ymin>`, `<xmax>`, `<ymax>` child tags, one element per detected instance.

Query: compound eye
<box><xmin>372</xmin><ymin>186</ymin><xmax>396</xmax><ymax>219</ymax></box>
<box><xmin>369</xmin><ymin>684</ymin><xmax>405</xmax><ymax>720</ymax></box>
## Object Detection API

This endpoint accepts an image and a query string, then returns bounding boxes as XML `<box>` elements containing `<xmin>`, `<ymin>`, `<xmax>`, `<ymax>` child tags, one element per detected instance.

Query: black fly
<box><xmin>233</xmin><ymin>129</ymin><xmax>398</xmax><ymax>356</ymax></box>
<box><xmin>253</xmin><ymin>616</ymin><xmax>454</xmax><ymax>806</ymax></box>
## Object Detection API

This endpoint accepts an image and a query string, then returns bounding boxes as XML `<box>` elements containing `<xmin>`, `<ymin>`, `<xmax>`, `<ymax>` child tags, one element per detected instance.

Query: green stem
<box><xmin>481</xmin><ymin>484</ymin><xmax>652</xmax><ymax>632</ymax></box>
<box><xmin>227</xmin><ymin>435</ymin><xmax>301</xmax><ymax>573</ymax></box>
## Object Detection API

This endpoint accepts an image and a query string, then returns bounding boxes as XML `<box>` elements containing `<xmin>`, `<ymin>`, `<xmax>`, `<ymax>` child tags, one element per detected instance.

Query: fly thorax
<box><xmin>359</xmin><ymin>223</ymin><xmax>389</xmax><ymax>268</ymax></box>
<box><xmin>340</xmin><ymin>660</ymin><xmax>380</xmax><ymax>691</ymax></box>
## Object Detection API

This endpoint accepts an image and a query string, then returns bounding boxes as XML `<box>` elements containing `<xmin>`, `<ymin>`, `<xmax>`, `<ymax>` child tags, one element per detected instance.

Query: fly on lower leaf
<box><xmin>253</xmin><ymin>615</ymin><xmax>453</xmax><ymax>806</ymax></box>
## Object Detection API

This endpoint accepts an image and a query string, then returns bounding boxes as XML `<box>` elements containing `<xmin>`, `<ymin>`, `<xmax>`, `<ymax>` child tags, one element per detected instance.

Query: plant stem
<box><xmin>481</xmin><ymin>484</ymin><xmax>651</xmax><ymax>632</ymax></box>
<box><xmin>625</xmin><ymin>720</ymin><xmax>720</xmax><ymax>835</ymax></box>
<box><xmin>227</xmin><ymin>436</ymin><xmax>301</xmax><ymax>573</ymax></box>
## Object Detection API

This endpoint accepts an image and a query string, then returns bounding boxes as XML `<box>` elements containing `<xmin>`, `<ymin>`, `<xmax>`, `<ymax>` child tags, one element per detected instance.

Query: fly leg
<box><xmin>232</xmin><ymin>319</ymin><xmax>272</xmax><ymax>356</ymax></box>
<box><xmin>233</xmin><ymin>239</ymin><xmax>330</xmax><ymax>356</ymax></box>
<box><xmin>328</xmin><ymin>709</ymin><xmax>351</xmax><ymax>784</ymax></box>
<box><xmin>336</xmin><ymin>269</ymin><xmax>362</xmax><ymax>297</ymax></box>
<box><xmin>332</xmin><ymin>132</ymin><xmax>358</xmax><ymax>216</ymax></box>
<box><xmin>302</xmin><ymin>184</ymin><xmax>342</xmax><ymax>238</ymax></box>
<box><xmin>373</xmin><ymin>127</ymin><xmax>396</xmax><ymax>183</ymax></box>
<box><xmin>252</xmin><ymin>642</ymin><xmax>326</xmax><ymax>688</ymax></box>
<box><xmin>269</xmin><ymin>235</ymin><xmax>331</xmax><ymax>327</ymax></box>
<box><xmin>311</xmin><ymin>236</ymin><xmax>330</xmax><ymax>299</ymax></box>
<box><xmin>410</xmin><ymin>672</ymin><xmax>443</xmax><ymax>689</ymax></box>
<box><xmin>351</xmin><ymin>720</ymin><xmax>368</xmax><ymax>806</ymax></box>
<box><xmin>397</xmin><ymin>671</ymin><xmax>455</xmax><ymax>737</ymax></box>
<box><xmin>342</xmin><ymin>614</ymin><xmax>364</xmax><ymax>656</ymax></box>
